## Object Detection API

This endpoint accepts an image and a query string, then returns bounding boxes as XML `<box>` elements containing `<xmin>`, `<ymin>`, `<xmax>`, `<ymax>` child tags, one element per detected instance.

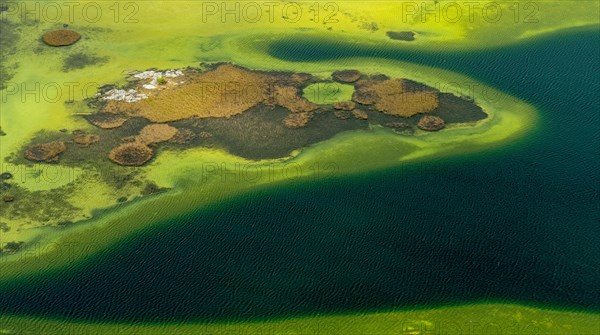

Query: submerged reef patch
<box><xmin>0</xmin><ymin>19</ymin><xmax>18</xmax><ymax>90</ymax></box>
<box><xmin>62</xmin><ymin>52</ymin><xmax>109</xmax><ymax>72</ymax></box>
<box><xmin>386</xmin><ymin>31</ymin><xmax>416</xmax><ymax>41</ymax></box>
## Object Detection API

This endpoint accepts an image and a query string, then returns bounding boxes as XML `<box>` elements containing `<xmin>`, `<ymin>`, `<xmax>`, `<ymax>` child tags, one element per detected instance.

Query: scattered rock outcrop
<box><xmin>334</xmin><ymin>111</ymin><xmax>352</xmax><ymax>120</ymax></box>
<box><xmin>198</xmin><ymin>131</ymin><xmax>213</xmax><ymax>138</ymax></box>
<box><xmin>283</xmin><ymin>112</ymin><xmax>313</xmax><ymax>128</ymax></box>
<box><xmin>385</xmin><ymin>122</ymin><xmax>412</xmax><ymax>130</ymax></box>
<box><xmin>333</xmin><ymin>101</ymin><xmax>356</xmax><ymax>111</ymax></box>
<box><xmin>417</xmin><ymin>115</ymin><xmax>445</xmax><ymax>131</ymax></box>
<box><xmin>352</xmin><ymin>109</ymin><xmax>368</xmax><ymax>120</ymax></box>
<box><xmin>169</xmin><ymin>128</ymin><xmax>197</xmax><ymax>144</ymax></box>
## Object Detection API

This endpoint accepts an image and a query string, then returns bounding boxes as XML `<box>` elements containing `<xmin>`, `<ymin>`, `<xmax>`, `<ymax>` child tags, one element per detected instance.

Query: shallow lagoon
<box><xmin>0</xmin><ymin>1</ymin><xmax>599</xmax><ymax>334</ymax></box>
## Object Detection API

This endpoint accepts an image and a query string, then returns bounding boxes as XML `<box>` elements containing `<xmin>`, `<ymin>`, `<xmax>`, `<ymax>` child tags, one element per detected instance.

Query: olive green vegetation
<box><xmin>0</xmin><ymin>19</ymin><xmax>18</xmax><ymax>90</ymax></box>
<box><xmin>0</xmin><ymin>181</ymin><xmax>80</xmax><ymax>226</ymax></box>
<box><xmin>0</xmin><ymin>303</ymin><xmax>598</xmax><ymax>335</ymax></box>
<box><xmin>156</xmin><ymin>77</ymin><xmax>167</xmax><ymax>85</ymax></box>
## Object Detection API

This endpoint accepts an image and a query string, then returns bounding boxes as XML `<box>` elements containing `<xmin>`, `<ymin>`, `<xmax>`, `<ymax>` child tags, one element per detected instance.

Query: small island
<box><xmin>19</xmin><ymin>63</ymin><xmax>487</xmax><ymax>163</ymax></box>
<box><xmin>0</xmin><ymin>63</ymin><xmax>487</xmax><ymax>251</ymax></box>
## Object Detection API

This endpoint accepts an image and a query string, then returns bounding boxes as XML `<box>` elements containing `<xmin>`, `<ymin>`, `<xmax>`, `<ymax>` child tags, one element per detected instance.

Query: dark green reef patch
<box><xmin>0</xmin><ymin>180</ymin><xmax>81</xmax><ymax>230</ymax></box>
<box><xmin>386</xmin><ymin>31</ymin><xmax>416</xmax><ymax>41</ymax></box>
<box><xmin>169</xmin><ymin>105</ymin><xmax>371</xmax><ymax>160</ymax></box>
<box><xmin>62</xmin><ymin>52</ymin><xmax>109</xmax><ymax>72</ymax></box>
<box><xmin>0</xmin><ymin>18</ymin><xmax>19</xmax><ymax>90</ymax></box>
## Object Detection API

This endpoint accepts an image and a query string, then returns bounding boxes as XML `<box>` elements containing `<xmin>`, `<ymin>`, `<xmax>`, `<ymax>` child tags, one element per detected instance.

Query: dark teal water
<box><xmin>0</xmin><ymin>29</ymin><xmax>598</xmax><ymax>322</ymax></box>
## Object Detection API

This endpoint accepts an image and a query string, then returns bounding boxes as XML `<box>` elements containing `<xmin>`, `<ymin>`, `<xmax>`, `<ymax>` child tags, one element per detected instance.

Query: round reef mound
<box><xmin>137</xmin><ymin>124</ymin><xmax>178</xmax><ymax>144</ymax></box>
<box><xmin>332</xmin><ymin>70</ymin><xmax>362</xmax><ymax>83</ymax></box>
<box><xmin>42</xmin><ymin>29</ymin><xmax>81</xmax><ymax>46</ymax></box>
<box><xmin>108</xmin><ymin>143</ymin><xmax>154</xmax><ymax>166</ymax></box>
<box><xmin>24</xmin><ymin>141</ymin><xmax>66</xmax><ymax>162</ymax></box>
<box><xmin>417</xmin><ymin>115</ymin><xmax>445</xmax><ymax>131</ymax></box>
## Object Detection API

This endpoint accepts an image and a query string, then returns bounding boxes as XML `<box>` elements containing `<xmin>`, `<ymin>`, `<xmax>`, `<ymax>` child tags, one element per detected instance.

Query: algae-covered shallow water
<box><xmin>0</xmin><ymin>1</ymin><xmax>599</xmax><ymax>334</ymax></box>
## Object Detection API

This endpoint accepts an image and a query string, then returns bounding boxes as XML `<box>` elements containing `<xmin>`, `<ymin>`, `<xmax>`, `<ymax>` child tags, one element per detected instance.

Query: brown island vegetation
<box><xmin>19</xmin><ymin>63</ymin><xmax>488</xmax><ymax>165</ymax></box>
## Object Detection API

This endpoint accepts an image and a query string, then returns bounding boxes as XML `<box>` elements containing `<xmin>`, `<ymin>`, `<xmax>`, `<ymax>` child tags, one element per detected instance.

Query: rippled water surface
<box><xmin>0</xmin><ymin>29</ymin><xmax>598</xmax><ymax>322</ymax></box>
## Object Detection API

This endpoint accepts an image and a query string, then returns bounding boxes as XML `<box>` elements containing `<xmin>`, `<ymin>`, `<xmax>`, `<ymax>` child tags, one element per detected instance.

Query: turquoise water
<box><xmin>0</xmin><ymin>29</ymin><xmax>598</xmax><ymax>322</ymax></box>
